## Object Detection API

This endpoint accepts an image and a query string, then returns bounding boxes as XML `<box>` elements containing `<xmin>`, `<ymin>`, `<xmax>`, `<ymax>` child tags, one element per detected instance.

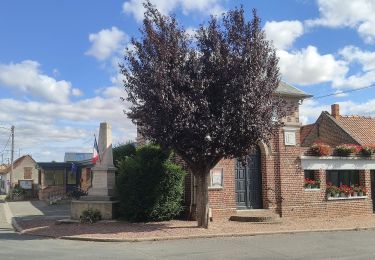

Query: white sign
<box><xmin>210</xmin><ymin>168</ymin><xmax>223</xmax><ymax>188</ymax></box>
<box><xmin>19</xmin><ymin>180</ymin><xmax>33</xmax><ymax>190</ymax></box>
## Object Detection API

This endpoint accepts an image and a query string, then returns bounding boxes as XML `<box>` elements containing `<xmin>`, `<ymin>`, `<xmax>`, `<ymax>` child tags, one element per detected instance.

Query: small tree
<box><xmin>121</xmin><ymin>2</ymin><xmax>284</xmax><ymax>228</ymax></box>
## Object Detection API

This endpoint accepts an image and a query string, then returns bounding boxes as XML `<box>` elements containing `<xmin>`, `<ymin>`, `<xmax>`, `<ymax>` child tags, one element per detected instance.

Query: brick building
<box><xmin>184</xmin><ymin>82</ymin><xmax>313</xmax><ymax>219</ymax></box>
<box><xmin>137</xmin><ymin>82</ymin><xmax>375</xmax><ymax>220</ymax></box>
<box><xmin>0</xmin><ymin>155</ymin><xmax>38</xmax><ymax>196</ymax></box>
<box><xmin>299</xmin><ymin>104</ymin><xmax>375</xmax><ymax>218</ymax></box>
<box><xmin>37</xmin><ymin>153</ymin><xmax>93</xmax><ymax>201</ymax></box>
<box><xmin>202</xmin><ymin>100</ymin><xmax>375</xmax><ymax>220</ymax></box>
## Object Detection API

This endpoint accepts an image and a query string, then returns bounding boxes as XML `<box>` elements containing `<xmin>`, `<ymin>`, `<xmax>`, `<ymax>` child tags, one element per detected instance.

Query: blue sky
<box><xmin>0</xmin><ymin>0</ymin><xmax>375</xmax><ymax>162</ymax></box>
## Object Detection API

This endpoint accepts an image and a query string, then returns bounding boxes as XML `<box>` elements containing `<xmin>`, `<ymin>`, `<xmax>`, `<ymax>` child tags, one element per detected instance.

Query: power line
<box><xmin>309</xmin><ymin>85</ymin><xmax>374</xmax><ymax>100</ymax></box>
<box><xmin>0</xmin><ymin>133</ymin><xmax>11</xmax><ymax>155</ymax></box>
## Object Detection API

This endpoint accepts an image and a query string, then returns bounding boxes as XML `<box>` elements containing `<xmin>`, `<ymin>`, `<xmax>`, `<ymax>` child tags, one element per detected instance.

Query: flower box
<box><xmin>310</xmin><ymin>142</ymin><xmax>331</xmax><ymax>156</ymax></box>
<box><xmin>334</xmin><ymin>144</ymin><xmax>361</xmax><ymax>157</ymax></box>
<box><xmin>361</xmin><ymin>145</ymin><xmax>375</xmax><ymax>157</ymax></box>
<box><xmin>304</xmin><ymin>178</ymin><xmax>320</xmax><ymax>189</ymax></box>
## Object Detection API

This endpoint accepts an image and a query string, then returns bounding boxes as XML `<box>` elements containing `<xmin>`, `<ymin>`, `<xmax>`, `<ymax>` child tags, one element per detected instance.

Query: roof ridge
<box><xmin>339</xmin><ymin>115</ymin><xmax>375</xmax><ymax>119</ymax></box>
<box><xmin>322</xmin><ymin>112</ymin><xmax>363</xmax><ymax>145</ymax></box>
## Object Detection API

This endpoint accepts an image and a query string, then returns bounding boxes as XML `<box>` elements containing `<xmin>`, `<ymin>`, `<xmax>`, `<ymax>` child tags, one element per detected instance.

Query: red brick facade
<box><xmin>186</xmin><ymin>101</ymin><xmax>375</xmax><ymax>220</ymax></box>
<box><xmin>192</xmin><ymin>97</ymin><xmax>310</xmax><ymax>219</ymax></box>
<box><xmin>137</xmin><ymin>92</ymin><xmax>375</xmax><ymax>220</ymax></box>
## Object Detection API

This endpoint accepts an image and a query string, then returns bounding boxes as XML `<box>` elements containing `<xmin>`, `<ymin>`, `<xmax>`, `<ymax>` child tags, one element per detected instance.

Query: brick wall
<box><xmin>195</xmin><ymin>98</ymin><xmax>303</xmax><ymax>220</ymax></box>
<box><xmin>281</xmin><ymin>97</ymin><xmax>300</xmax><ymax>124</ymax></box>
<box><xmin>38</xmin><ymin>186</ymin><xmax>65</xmax><ymax>200</ymax></box>
<box><xmin>302</xmin><ymin>113</ymin><xmax>358</xmax><ymax>147</ymax></box>
<box><xmin>282</xmin><ymin>169</ymin><xmax>373</xmax><ymax>217</ymax></box>
<box><xmin>208</xmin><ymin>159</ymin><xmax>237</xmax><ymax>219</ymax></box>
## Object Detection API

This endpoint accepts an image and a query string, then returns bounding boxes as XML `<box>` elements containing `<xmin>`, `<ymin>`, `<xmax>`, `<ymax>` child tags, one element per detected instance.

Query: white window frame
<box><xmin>209</xmin><ymin>168</ymin><xmax>223</xmax><ymax>188</ymax></box>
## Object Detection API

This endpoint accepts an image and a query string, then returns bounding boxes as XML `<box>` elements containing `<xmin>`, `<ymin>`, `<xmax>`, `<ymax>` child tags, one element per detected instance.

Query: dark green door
<box><xmin>235</xmin><ymin>147</ymin><xmax>262</xmax><ymax>209</ymax></box>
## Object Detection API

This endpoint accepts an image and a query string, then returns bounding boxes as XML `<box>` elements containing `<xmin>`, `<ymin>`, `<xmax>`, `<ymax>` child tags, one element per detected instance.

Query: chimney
<box><xmin>331</xmin><ymin>104</ymin><xmax>340</xmax><ymax>119</ymax></box>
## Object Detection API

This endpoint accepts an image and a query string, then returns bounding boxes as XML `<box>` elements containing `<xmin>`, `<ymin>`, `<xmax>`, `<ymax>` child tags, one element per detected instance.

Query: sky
<box><xmin>1</xmin><ymin>0</ymin><xmax>375</xmax><ymax>162</ymax></box>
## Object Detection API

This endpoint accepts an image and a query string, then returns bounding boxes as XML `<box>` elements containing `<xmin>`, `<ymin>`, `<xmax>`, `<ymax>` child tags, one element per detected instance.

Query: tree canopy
<box><xmin>121</xmin><ymin>2</ymin><xmax>284</xmax><ymax>227</ymax></box>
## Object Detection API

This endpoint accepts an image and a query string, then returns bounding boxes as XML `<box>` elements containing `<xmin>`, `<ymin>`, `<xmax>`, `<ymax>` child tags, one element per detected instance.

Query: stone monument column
<box><xmin>71</xmin><ymin>122</ymin><xmax>118</xmax><ymax>220</ymax></box>
<box><xmin>88</xmin><ymin>122</ymin><xmax>116</xmax><ymax>198</ymax></box>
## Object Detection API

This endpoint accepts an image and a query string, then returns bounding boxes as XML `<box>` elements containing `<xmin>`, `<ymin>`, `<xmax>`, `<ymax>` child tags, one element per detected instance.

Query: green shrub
<box><xmin>12</xmin><ymin>186</ymin><xmax>25</xmax><ymax>198</ymax></box>
<box><xmin>80</xmin><ymin>208</ymin><xmax>102</xmax><ymax>223</ymax></box>
<box><xmin>113</xmin><ymin>142</ymin><xmax>136</xmax><ymax>168</ymax></box>
<box><xmin>116</xmin><ymin>145</ymin><xmax>185</xmax><ymax>222</ymax></box>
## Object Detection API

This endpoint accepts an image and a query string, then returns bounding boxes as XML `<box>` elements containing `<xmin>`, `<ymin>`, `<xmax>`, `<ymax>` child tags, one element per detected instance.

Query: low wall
<box><xmin>39</xmin><ymin>186</ymin><xmax>65</xmax><ymax>201</ymax></box>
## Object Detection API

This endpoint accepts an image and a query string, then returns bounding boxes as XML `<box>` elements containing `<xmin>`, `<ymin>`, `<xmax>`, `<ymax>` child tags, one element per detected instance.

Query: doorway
<box><xmin>235</xmin><ymin>146</ymin><xmax>263</xmax><ymax>209</ymax></box>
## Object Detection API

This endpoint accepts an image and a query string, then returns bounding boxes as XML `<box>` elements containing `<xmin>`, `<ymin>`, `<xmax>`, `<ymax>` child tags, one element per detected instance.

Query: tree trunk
<box><xmin>195</xmin><ymin>171</ymin><xmax>210</xmax><ymax>228</ymax></box>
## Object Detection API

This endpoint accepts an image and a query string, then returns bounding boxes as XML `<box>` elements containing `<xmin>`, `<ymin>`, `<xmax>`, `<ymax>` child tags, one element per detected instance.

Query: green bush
<box><xmin>113</xmin><ymin>142</ymin><xmax>136</xmax><ymax>168</ymax></box>
<box><xmin>116</xmin><ymin>145</ymin><xmax>185</xmax><ymax>222</ymax></box>
<box><xmin>12</xmin><ymin>186</ymin><xmax>25</xmax><ymax>195</ymax></box>
<box><xmin>80</xmin><ymin>208</ymin><xmax>102</xmax><ymax>223</ymax></box>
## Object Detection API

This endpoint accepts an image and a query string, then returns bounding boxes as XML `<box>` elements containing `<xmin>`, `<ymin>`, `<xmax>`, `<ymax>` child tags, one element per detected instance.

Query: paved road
<box><xmin>1</xmin><ymin>202</ymin><xmax>375</xmax><ymax>260</ymax></box>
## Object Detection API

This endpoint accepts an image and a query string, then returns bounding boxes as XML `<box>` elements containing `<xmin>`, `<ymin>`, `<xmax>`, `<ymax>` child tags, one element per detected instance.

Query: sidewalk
<box><xmin>14</xmin><ymin>213</ymin><xmax>375</xmax><ymax>242</ymax></box>
<box><xmin>5</xmin><ymin>200</ymin><xmax>375</xmax><ymax>242</ymax></box>
<box><xmin>6</xmin><ymin>200</ymin><xmax>70</xmax><ymax>221</ymax></box>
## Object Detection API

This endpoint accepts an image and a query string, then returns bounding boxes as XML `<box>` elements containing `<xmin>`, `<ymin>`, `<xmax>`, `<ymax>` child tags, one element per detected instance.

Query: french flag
<box><xmin>92</xmin><ymin>136</ymin><xmax>100</xmax><ymax>164</ymax></box>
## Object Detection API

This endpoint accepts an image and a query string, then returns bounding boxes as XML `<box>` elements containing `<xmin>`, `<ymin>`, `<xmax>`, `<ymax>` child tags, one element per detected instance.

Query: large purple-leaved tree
<box><xmin>121</xmin><ymin>2</ymin><xmax>285</xmax><ymax>228</ymax></box>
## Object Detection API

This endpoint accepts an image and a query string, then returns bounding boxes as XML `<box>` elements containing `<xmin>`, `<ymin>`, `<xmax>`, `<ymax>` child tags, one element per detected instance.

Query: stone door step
<box><xmin>230</xmin><ymin>210</ymin><xmax>281</xmax><ymax>224</ymax></box>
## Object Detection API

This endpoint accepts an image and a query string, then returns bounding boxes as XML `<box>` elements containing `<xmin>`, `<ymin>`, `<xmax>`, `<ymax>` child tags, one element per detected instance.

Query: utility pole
<box><xmin>10</xmin><ymin>125</ymin><xmax>14</xmax><ymax>194</ymax></box>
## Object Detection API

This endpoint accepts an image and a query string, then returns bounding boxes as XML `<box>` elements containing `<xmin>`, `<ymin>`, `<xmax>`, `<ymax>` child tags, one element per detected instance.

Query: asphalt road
<box><xmin>1</xmin><ymin>202</ymin><xmax>375</xmax><ymax>260</ymax></box>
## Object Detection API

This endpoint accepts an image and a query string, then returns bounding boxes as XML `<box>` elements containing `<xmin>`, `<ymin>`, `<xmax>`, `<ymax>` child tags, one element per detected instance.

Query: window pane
<box><xmin>327</xmin><ymin>170</ymin><xmax>359</xmax><ymax>186</ymax></box>
<box><xmin>44</xmin><ymin>170</ymin><xmax>64</xmax><ymax>186</ymax></box>
<box><xmin>350</xmin><ymin>171</ymin><xmax>359</xmax><ymax>186</ymax></box>
<box><xmin>327</xmin><ymin>171</ymin><xmax>339</xmax><ymax>186</ymax></box>
<box><xmin>54</xmin><ymin>170</ymin><xmax>64</xmax><ymax>186</ymax></box>
<box><xmin>340</xmin><ymin>171</ymin><xmax>349</xmax><ymax>186</ymax></box>
<box><xmin>45</xmin><ymin>170</ymin><xmax>55</xmax><ymax>186</ymax></box>
<box><xmin>304</xmin><ymin>170</ymin><xmax>315</xmax><ymax>180</ymax></box>
<box><xmin>67</xmin><ymin>171</ymin><xmax>77</xmax><ymax>185</ymax></box>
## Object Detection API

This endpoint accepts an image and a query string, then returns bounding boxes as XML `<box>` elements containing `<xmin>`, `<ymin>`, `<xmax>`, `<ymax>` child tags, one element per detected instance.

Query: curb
<box><xmin>3</xmin><ymin>202</ymin><xmax>24</xmax><ymax>233</ymax></box>
<box><xmin>56</xmin><ymin>226</ymin><xmax>375</xmax><ymax>243</ymax></box>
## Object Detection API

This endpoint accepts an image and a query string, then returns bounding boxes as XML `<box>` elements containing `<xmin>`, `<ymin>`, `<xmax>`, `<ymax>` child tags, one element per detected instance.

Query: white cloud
<box><xmin>0</xmin><ymin>60</ymin><xmax>80</xmax><ymax>103</ymax></box>
<box><xmin>185</xmin><ymin>27</ymin><xmax>197</xmax><ymax>39</ymax></box>
<box><xmin>334</xmin><ymin>90</ymin><xmax>348</xmax><ymax>97</ymax></box>
<box><xmin>264</xmin><ymin>20</ymin><xmax>304</xmax><ymax>50</ymax></box>
<box><xmin>338</xmin><ymin>99</ymin><xmax>375</xmax><ymax>116</ymax></box>
<box><xmin>330</xmin><ymin>45</ymin><xmax>375</xmax><ymax>89</ymax></box>
<box><xmin>299</xmin><ymin>99</ymin><xmax>330</xmax><ymax>124</ymax></box>
<box><xmin>0</xmin><ymin>85</ymin><xmax>136</xmax><ymax>162</ymax></box>
<box><xmin>339</xmin><ymin>46</ymin><xmax>375</xmax><ymax>72</ymax></box>
<box><xmin>307</xmin><ymin>0</ymin><xmax>375</xmax><ymax>44</ymax></box>
<box><xmin>277</xmin><ymin>46</ymin><xmax>348</xmax><ymax>85</ymax></box>
<box><xmin>86</xmin><ymin>27</ymin><xmax>127</xmax><ymax>61</ymax></box>
<box><xmin>72</xmin><ymin>88</ymin><xmax>83</xmax><ymax>97</ymax></box>
<box><xmin>123</xmin><ymin>0</ymin><xmax>225</xmax><ymax>22</ymax></box>
<box><xmin>332</xmin><ymin>70</ymin><xmax>375</xmax><ymax>89</ymax></box>
<box><xmin>300</xmin><ymin>99</ymin><xmax>375</xmax><ymax>126</ymax></box>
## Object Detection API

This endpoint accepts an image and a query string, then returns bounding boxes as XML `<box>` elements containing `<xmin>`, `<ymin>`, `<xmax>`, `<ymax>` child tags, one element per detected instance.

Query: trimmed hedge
<box><xmin>113</xmin><ymin>142</ymin><xmax>136</xmax><ymax>168</ymax></box>
<box><xmin>116</xmin><ymin>145</ymin><xmax>185</xmax><ymax>222</ymax></box>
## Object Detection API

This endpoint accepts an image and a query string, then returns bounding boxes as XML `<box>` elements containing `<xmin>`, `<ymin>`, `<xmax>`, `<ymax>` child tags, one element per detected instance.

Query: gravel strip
<box><xmin>17</xmin><ymin>215</ymin><xmax>375</xmax><ymax>240</ymax></box>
